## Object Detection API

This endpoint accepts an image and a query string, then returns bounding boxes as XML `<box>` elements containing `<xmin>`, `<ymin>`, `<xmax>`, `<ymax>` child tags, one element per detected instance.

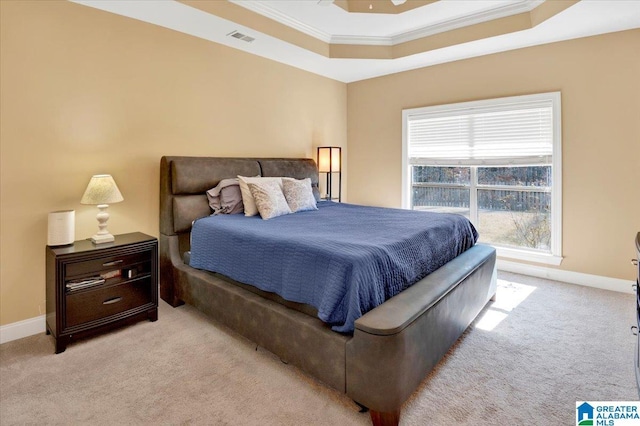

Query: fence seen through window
<box><xmin>412</xmin><ymin>166</ymin><xmax>552</xmax><ymax>251</ymax></box>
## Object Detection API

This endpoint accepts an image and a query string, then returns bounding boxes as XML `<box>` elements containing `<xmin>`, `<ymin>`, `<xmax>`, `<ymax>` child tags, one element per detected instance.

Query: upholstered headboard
<box><xmin>158</xmin><ymin>156</ymin><xmax>320</xmax><ymax>307</ymax></box>
<box><xmin>159</xmin><ymin>156</ymin><xmax>320</xmax><ymax>249</ymax></box>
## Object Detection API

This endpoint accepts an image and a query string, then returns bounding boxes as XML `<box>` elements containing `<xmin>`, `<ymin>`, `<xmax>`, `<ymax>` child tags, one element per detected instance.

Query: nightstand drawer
<box><xmin>66</xmin><ymin>278</ymin><xmax>152</xmax><ymax>327</ymax></box>
<box><xmin>65</xmin><ymin>251</ymin><xmax>151</xmax><ymax>278</ymax></box>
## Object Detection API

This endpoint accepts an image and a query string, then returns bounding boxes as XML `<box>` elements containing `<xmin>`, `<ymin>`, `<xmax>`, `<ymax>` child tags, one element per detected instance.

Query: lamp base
<box><xmin>90</xmin><ymin>233</ymin><xmax>115</xmax><ymax>244</ymax></box>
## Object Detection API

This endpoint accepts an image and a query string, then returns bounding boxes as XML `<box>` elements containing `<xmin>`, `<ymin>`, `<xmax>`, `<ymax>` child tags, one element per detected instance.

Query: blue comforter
<box><xmin>189</xmin><ymin>202</ymin><xmax>478</xmax><ymax>333</ymax></box>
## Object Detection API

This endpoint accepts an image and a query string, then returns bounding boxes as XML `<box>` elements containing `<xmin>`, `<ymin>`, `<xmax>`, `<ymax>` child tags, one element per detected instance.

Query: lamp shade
<box><xmin>317</xmin><ymin>147</ymin><xmax>341</xmax><ymax>173</ymax></box>
<box><xmin>80</xmin><ymin>174</ymin><xmax>124</xmax><ymax>205</ymax></box>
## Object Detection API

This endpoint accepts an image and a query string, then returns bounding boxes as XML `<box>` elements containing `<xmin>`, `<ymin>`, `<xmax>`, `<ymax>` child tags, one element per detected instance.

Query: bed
<box><xmin>159</xmin><ymin>156</ymin><xmax>497</xmax><ymax>426</ymax></box>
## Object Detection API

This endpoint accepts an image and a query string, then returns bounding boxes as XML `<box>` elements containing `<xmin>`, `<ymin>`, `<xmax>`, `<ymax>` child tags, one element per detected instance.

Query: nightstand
<box><xmin>46</xmin><ymin>232</ymin><xmax>158</xmax><ymax>353</ymax></box>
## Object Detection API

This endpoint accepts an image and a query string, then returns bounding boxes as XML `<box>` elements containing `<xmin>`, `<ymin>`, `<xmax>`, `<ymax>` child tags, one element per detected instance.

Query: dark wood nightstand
<box><xmin>46</xmin><ymin>232</ymin><xmax>158</xmax><ymax>353</ymax></box>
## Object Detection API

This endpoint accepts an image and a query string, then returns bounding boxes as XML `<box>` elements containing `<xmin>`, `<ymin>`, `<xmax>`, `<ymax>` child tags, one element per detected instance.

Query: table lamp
<box><xmin>80</xmin><ymin>174</ymin><xmax>124</xmax><ymax>244</ymax></box>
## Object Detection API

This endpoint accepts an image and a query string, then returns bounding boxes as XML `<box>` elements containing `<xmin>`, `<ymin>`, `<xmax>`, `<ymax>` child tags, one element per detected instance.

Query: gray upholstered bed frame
<box><xmin>159</xmin><ymin>156</ymin><xmax>497</xmax><ymax>426</ymax></box>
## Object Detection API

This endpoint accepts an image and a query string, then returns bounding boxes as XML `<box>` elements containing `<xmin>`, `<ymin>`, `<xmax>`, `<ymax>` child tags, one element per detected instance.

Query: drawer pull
<box><xmin>103</xmin><ymin>297</ymin><xmax>123</xmax><ymax>305</ymax></box>
<box><xmin>633</xmin><ymin>259</ymin><xmax>639</xmax><ymax>266</ymax></box>
<box><xmin>103</xmin><ymin>260</ymin><xmax>124</xmax><ymax>267</ymax></box>
<box><xmin>632</xmin><ymin>326</ymin><xmax>638</xmax><ymax>336</ymax></box>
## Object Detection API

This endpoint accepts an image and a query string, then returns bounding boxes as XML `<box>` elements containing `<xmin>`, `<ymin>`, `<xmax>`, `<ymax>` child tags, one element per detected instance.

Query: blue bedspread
<box><xmin>189</xmin><ymin>202</ymin><xmax>478</xmax><ymax>333</ymax></box>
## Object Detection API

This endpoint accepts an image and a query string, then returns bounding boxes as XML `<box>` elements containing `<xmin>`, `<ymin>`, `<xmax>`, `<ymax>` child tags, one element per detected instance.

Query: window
<box><xmin>402</xmin><ymin>92</ymin><xmax>562</xmax><ymax>265</ymax></box>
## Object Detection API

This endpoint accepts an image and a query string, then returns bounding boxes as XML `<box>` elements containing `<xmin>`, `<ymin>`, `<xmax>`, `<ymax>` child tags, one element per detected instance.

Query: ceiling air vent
<box><xmin>227</xmin><ymin>30</ymin><xmax>255</xmax><ymax>43</ymax></box>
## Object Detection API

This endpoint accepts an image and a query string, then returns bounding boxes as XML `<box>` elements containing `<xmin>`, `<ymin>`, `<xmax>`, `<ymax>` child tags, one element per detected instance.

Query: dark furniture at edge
<box><xmin>46</xmin><ymin>232</ymin><xmax>158</xmax><ymax>353</ymax></box>
<box><xmin>159</xmin><ymin>156</ymin><xmax>497</xmax><ymax>426</ymax></box>
<box><xmin>634</xmin><ymin>232</ymin><xmax>640</xmax><ymax>396</ymax></box>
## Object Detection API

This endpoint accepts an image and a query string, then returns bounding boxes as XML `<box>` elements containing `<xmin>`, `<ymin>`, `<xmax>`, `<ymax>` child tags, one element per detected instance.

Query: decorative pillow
<box><xmin>206</xmin><ymin>178</ymin><xmax>244</xmax><ymax>215</ymax></box>
<box><xmin>238</xmin><ymin>176</ymin><xmax>283</xmax><ymax>217</ymax></box>
<box><xmin>282</xmin><ymin>178</ymin><xmax>318</xmax><ymax>213</ymax></box>
<box><xmin>247</xmin><ymin>180</ymin><xmax>291</xmax><ymax>220</ymax></box>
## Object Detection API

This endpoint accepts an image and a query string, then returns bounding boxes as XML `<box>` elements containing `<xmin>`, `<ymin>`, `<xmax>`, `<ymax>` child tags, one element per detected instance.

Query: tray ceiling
<box><xmin>71</xmin><ymin>0</ymin><xmax>640</xmax><ymax>82</ymax></box>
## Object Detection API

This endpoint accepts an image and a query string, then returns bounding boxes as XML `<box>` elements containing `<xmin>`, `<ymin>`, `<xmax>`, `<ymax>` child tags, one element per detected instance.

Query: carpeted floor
<box><xmin>1</xmin><ymin>271</ymin><xmax>637</xmax><ymax>425</ymax></box>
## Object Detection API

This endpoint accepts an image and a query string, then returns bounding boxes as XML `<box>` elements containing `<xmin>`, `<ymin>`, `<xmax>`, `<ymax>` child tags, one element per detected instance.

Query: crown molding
<box><xmin>229</xmin><ymin>0</ymin><xmax>333</xmax><ymax>43</ymax></box>
<box><xmin>390</xmin><ymin>0</ymin><xmax>544</xmax><ymax>45</ymax></box>
<box><xmin>330</xmin><ymin>35</ymin><xmax>393</xmax><ymax>46</ymax></box>
<box><xmin>231</xmin><ymin>0</ymin><xmax>544</xmax><ymax>47</ymax></box>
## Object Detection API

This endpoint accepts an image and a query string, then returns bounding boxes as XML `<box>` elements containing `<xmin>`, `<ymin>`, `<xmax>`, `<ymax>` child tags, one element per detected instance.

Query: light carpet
<box><xmin>1</xmin><ymin>272</ymin><xmax>637</xmax><ymax>425</ymax></box>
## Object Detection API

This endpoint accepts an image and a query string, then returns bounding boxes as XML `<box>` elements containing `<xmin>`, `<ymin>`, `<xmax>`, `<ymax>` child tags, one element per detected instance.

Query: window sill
<box><xmin>493</xmin><ymin>246</ymin><xmax>563</xmax><ymax>266</ymax></box>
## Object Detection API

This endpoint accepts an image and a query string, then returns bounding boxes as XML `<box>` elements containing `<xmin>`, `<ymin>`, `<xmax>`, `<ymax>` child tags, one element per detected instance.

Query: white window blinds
<box><xmin>407</xmin><ymin>97</ymin><xmax>555</xmax><ymax>166</ymax></box>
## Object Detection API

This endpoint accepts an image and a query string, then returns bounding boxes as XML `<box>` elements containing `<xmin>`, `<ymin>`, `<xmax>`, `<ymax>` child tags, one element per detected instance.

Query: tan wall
<box><xmin>0</xmin><ymin>1</ymin><xmax>347</xmax><ymax>326</ymax></box>
<box><xmin>347</xmin><ymin>29</ymin><xmax>640</xmax><ymax>281</ymax></box>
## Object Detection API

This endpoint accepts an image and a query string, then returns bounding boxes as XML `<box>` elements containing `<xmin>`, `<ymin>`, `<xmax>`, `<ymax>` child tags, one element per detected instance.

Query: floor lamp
<box><xmin>317</xmin><ymin>146</ymin><xmax>341</xmax><ymax>202</ymax></box>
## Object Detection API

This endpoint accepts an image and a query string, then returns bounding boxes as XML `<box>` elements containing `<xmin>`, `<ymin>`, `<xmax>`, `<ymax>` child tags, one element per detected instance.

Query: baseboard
<box><xmin>0</xmin><ymin>264</ymin><xmax>634</xmax><ymax>344</ymax></box>
<box><xmin>0</xmin><ymin>315</ymin><xmax>46</xmax><ymax>345</ymax></box>
<box><xmin>497</xmin><ymin>259</ymin><xmax>635</xmax><ymax>294</ymax></box>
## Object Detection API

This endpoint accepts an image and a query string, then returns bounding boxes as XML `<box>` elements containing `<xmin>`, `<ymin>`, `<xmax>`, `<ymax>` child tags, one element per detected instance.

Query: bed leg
<box><xmin>160</xmin><ymin>278</ymin><xmax>184</xmax><ymax>307</ymax></box>
<box><xmin>369</xmin><ymin>409</ymin><xmax>400</xmax><ymax>426</ymax></box>
<box><xmin>490</xmin><ymin>293</ymin><xmax>497</xmax><ymax>302</ymax></box>
<box><xmin>163</xmin><ymin>294</ymin><xmax>184</xmax><ymax>308</ymax></box>
<box><xmin>354</xmin><ymin>401</ymin><xmax>369</xmax><ymax>413</ymax></box>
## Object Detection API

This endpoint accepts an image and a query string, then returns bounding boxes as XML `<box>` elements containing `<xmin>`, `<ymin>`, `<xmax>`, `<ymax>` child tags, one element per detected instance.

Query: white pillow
<box><xmin>237</xmin><ymin>176</ymin><xmax>283</xmax><ymax>217</ymax></box>
<box><xmin>247</xmin><ymin>180</ymin><xmax>291</xmax><ymax>220</ymax></box>
<box><xmin>282</xmin><ymin>178</ymin><xmax>317</xmax><ymax>213</ymax></box>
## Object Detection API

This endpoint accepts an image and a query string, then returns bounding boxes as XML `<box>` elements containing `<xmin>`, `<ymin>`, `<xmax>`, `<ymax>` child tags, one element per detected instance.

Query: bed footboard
<box><xmin>346</xmin><ymin>244</ymin><xmax>497</xmax><ymax>422</ymax></box>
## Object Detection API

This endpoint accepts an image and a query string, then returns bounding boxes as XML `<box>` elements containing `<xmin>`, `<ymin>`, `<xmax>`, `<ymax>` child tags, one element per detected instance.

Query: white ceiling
<box><xmin>231</xmin><ymin>0</ymin><xmax>543</xmax><ymax>43</ymax></box>
<box><xmin>73</xmin><ymin>0</ymin><xmax>640</xmax><ymax>83</ymax></box>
